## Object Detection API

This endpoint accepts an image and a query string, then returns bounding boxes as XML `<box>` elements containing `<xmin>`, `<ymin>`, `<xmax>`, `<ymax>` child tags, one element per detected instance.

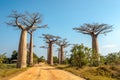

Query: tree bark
<box><xmin>60</xmin><ymin>46</ymin><xmax>64</xmax><ymax>64</ymax></box>
<box><xmin>58</xmin><ymin>50</ymin><xmax>61</xmax><ymax>64</ymax></box>
<box><xmin>92</xmin><ymin>35</ymin><xmax>100</xmax><ymax>62</ymax></box>
<box><xmin>47</xmin><ymin>47</ymin><xmax>49</xmax><ymax>63</ymax></box>
<box><xmin>92</xmin><ymin>35</ymin><xmax>99</xmax><ymax>54</ymax></box>
<box><xmin>17</xmin><ymin>30</ymin><xmax>27</xmax><ymax>68</ymax></box>
<box><xmin>48</xmin><ymin>42</ymin><xmax>53</xmax><ymax>65</ymax></box>
<box><xmin>29</xmin><ymin>33</ymin><xmax>33</xmax><ymax>66</ymax></box>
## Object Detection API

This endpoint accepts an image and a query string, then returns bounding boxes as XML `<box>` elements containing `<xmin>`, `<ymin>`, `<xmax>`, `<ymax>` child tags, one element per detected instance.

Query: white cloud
<box><xmin>102</xmin><ymin>44</ymin><xmax>117</xmax><ymax>48</ymax></box>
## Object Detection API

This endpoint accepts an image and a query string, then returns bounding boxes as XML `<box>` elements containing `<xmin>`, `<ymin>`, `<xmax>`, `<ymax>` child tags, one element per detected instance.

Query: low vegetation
<box><xmin>55</xmin><ymin>65</ymin><xmax>120</xmax><ymax>80</ymax></box>
<box><xmin>0</xmin><ymin>64</ymin><xmax>27</xmax><ymax>80</ymax></box>
<box><xmin>53</xmin><ymin>43</ymin><xmax>120</xmax><ymax>80</ymax></box>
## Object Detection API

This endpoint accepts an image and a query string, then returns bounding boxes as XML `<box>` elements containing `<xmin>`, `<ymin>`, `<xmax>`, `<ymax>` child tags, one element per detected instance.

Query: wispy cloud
<box><xmin>102</xmin><ymin>44</ymin><xmax>117</xmax><ymax>48</ymax></box>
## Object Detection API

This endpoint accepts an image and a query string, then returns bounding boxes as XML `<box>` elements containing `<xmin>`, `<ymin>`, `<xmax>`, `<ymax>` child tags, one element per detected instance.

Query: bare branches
<box><xmin>40</xmin><ymin>46</ymin><xmax>48</xmax><ymax>49</ymax></box>
<box><xmin>73</xmin><ymin>23</ymin><xmax>113</xmax><ymax>37</ymax></box>
<box><xmin>42</xmin><ymin>34</ymin><xmax>61</xmax><ymax>43</ymax></box>
<box><xmin>7</xmin><ymin>11</ymin><xmax>24</xmax><ymax>30</ymax></box>
<box><xmin>7</xmin><ymin>11</ymin><xmax>44</xmax><ymax>31</ymax></box>
<box><xmin>28</xmin><ymin>28</ymin><xmax>36</xmax><ymax>35</ymax></box>
<box><xmin>56</xmin><ymin>38</ymin><xmax>70</xmax><ymax>48</ymax></box>
<box><xmin>25</xmin><ymin>12</ymin><xmax>43</xmax><ymax>31</ymax></box>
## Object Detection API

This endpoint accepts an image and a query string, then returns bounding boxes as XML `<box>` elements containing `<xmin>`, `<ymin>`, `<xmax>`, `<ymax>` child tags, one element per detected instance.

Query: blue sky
<box><xmin>0</xmin><ymin>0</ymin><xmax>120</xmax><ymax>58</ymax></box>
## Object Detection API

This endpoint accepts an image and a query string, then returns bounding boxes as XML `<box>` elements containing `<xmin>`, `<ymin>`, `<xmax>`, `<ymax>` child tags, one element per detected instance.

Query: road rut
<box><xmin>9</xmin><ymin>63</ymin><xmax>85</xmax><ymax>80</ymax></box>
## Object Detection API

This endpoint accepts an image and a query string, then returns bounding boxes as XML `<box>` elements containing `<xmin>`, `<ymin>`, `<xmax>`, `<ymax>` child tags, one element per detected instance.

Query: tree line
<box><xmin>3</xmin><ymin>11</ymin><xmax>114</xmax><ymax>68</ymax></box>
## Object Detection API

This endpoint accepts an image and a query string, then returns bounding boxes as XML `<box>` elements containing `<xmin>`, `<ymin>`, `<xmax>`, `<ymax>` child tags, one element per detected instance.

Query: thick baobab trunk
<box><xmin>29</xmin><ymin>33</ymin><xmax>33</xmax><ymax>66</ymax></box>
<box><xmin>58</xmin><ymin>49</ymin><xmax>61</xmax><ymax>64</ymax></box>
<box><xmin>48</xmin><ymin>43</ymin><xmax>53</xmax><ymax>65</ymax></box>
<box><xmin>47</xmin><ymin>47</ymin><xmax>49</xmax><ymax>63</ymax></box>
<box><xmin>60</xmin><ymin>46</ymin><xmax>64</xmax><ymax>64</ymax></box>
<box><xmin>17</xmin><ymin>30</ymin><xmax>27</xmax><ymax>68</ymax></box>
<box><xmin>92</xmin><ymin>35</ymin><xmax>99</xmax><ymax>54</ymax></box>
<box><xmin>92</xmin><ymin>35</ymin><xmax>100</xmax><ymax>63</ymax></box>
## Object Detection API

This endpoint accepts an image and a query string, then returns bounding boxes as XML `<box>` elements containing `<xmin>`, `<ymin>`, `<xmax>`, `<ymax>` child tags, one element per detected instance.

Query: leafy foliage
<box><xmin>38</xmin><ymin>56</ymin><xmax>45</xmax><ymax>63</ymax></box>
<box><xmin>11</xmin><ymin>50</ymin><xmax>18</xmax><ymax>60</ymax></box>
<box><xmin>70</xmin><ymin>44</ymin><xmax>93</xmax><ymax>67</ymax></box>
<box><xmin>0</xmin><ymin>53</ymin><xmax>7</xmax><ymax>64</ymax></box>
<box><xmin>105</xmin><ymin>52</ymin><xmax>120</xmax><ymax>65</ymax></box>
<box><xmin>53</xmin><ymin>56</ymin><xmax>58</xmax><ymax>64</ymax></box>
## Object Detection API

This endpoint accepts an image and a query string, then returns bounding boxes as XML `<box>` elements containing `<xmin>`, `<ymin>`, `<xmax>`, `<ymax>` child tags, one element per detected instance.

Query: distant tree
<box><xmin>33</xmin><ymin>53</ymin><xmax>39</xmax><ymax>64</ymax></box>
<box><xmin>40</xmin><ymin>46</ymin><xmax>48</xmax><ymax>63</ymax></box>
<box><xmin>11</xmin><ymin>50</ymin><xmax>18</xmax><ymax>60</ymax></box>
<box><xmin>105</xmin><ymin>52</ymin><xmax>120</xmax><ymax>65</ymax></box>
<box><xmin>53</xmin><ymin>56</ymin><xmax>58</xmax><ymax>64</ymax></box>
<box><xmin>38</xmin><ymin>56</ymin><xmax>45</xmax><ymax>63</ymax></box>
<box><xmin>56</xmin><ymin>39</ymin><xmax>70</xmax><ymax>64</ymax></box>
<box><xmin>7</xmin><ymin>11</ymin><xmax>44</xmax><ymax>68</ymax></box>
<box><xmin>73</xmin><ymin>23</ymin><xmax>113</xmax><ymax>66</ymax></box>
<box><xmin>42</xmin><ymin>34</ymin><xmax>60</xmax><ymax>65</ymax></box>
<box><xmin>0</xmin><ymin>53</ymin><xmax>6</xmax><ymax>64</ymax></box>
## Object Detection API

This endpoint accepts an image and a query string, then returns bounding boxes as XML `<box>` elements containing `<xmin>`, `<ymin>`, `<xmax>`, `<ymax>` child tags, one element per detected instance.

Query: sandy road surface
<box><xmin>9</xmin><ymin>63</ymin><xmax>85</xmax><ymax>80</ymax></box>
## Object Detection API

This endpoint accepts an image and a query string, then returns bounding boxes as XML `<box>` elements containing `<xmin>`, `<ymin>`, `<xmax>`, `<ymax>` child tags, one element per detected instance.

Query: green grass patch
<box><xmin>0</xmin><ymin>64</ymin><xmax>27</xmax><ymax>80</ymax></box>
<box><xmin>55</xmin><ymin>65</ymin><xmax>120</xmax><ymax>80</ymax></box>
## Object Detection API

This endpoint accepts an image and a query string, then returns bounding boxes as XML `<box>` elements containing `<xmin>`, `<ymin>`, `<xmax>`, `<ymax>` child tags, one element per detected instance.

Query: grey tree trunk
<box><xmin>47</xmin><ymin>47</ymin><xmax>49</xmax><ymax>63</ymax></box>
<box><xmin>60</xmin><ymin>46</ymin><xmax>64</xmax><ymax>64</ymax></box>
<box><xmin>29</xmin><ymin>33</ymin><xmax>33</xmax><ymax>66</ymax></box>
<box><xmin>92</xmin><ymin>35</ymin><xmax>100</xmax><ymax>62</ymax></box>
<box><xmin>48</xmin><ymin>43</ymin><xmax>53</xmax><ymax>65</ymax></box>
<box><xmin>17</xmin><ymin>30</ymin><xmax>27</xmax><ymax>68</ymax></box>
<box><xmin>92</xmin><ymin>35</ymin><xmax>99</xmax><ymax>54</ymax></box>
<box><xmin>58</xmin><ymin>50</ymin><xmax>61</xmax><ymax>64</ymax></box>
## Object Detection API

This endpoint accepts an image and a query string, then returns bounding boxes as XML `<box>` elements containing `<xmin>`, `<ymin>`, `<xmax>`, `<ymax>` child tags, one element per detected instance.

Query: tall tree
<box><xmin>57</xmin><ymin>48</ymin><xmax>61</xmax><ymax>64</ymax></box>
<box><xmin>7</xmin><ymin>11</ymin><xmax>44</xmax><ymax>68</ymax></box>
<box><xmin>73</xmin><ymin>23</ymin><xmax>112</xmax><ymax>64</ymax></box>
<box><xmin>56</xmin><ymin>39</ymin><xmax>70</xmax><ymax>64</ymax></box>
<box><xmin>28</xmin><ymin>25</ymin><xmax>47</xmax><ymax>66</ymax></box>
<box><xmin>42</xmin><ymin>34</ymin><xmax>60</xmax><ymax>65</ymax></box>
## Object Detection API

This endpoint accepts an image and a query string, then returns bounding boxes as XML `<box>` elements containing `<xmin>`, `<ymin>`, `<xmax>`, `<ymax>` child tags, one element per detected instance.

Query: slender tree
<box><xmin>56</xmin><ymin>39</ymin><xmax>70</xmax><ymax>64</ymax></box>
<box><xmin>40</xmin><ymin>46</ymin><xmax>49</xmax><ymax>63</ymax></box>
<box><xmin>57</xmin><ymin>48</ymin><xmax>61</xmax><ymax>64</ymax></box>
<box><xmin>28</xmin><ymin>25</ymin><xmax>47</xmax><ymax>66</ymax></box>
<box><xmin>28</xmin><ymin>29</ymin><xmax>35</xmax><ymax>66</ymax></box>
<box><xmin>42</xmin><ymin>34</ymin><xmax>60</xmax><ymax>65</ymax></box>
<box><xmin>7</xmin><ymin>11</ymin><xmax>44</xmax><ymax>68</ymax></box>
<box><xmin>73</xmin><ymin>23</ymin><xmax>112</xmax><ymax>64</ymax></box>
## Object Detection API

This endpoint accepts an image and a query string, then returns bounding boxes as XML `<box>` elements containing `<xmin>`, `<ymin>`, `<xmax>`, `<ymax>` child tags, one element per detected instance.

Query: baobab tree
<box><xmin>7</xmin><ymin>11</ymin><xmax>45</xmax><ymax>68</ymax></box>
<box><xmin>56</xmin><ymin>39</ymin><xmax>70</xmax><ymax>64</ymax></box>
<box><xmin>73</xmin><ymin>23</ymin><xmax>112</xmax><ymax>64</ymax></box>
<box><xmin>27</xmin><ymin>29</ymin><xmax>35</xmax><ymax>66</ymax></box>
<box><xmin>28</xmin><ymin>25</ymin><xmax>47</xmax><ymax>66</ymax></box>
<box><xmin>42</xmin><ymin>34</ymin><xmax>60</xmax><ymax>65</ymax></box>
<box><xmin>56</xmin><ymin>48</ymin><xmax>61</xmax><ymax>64</ymax></box>
<box><xmin>40</xmin><ymin>46</ymin><xmax>49</xmax><ymax>63</ymax></box>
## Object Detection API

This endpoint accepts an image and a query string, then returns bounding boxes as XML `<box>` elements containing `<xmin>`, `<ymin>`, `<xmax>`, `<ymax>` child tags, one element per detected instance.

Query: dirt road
<box><xmin>9</xmin><ymin>63</ymin><xmax>85</xmax><ymax>80</ymax></box>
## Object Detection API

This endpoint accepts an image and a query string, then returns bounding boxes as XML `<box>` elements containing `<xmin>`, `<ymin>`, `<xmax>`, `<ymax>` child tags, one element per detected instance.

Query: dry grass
<box><xmin>0</xmin><ymin>64</ymin><xmax>27</xmax><ymax>80</ymax></box>
<box><xmin>55</xmin><ymin>65</ymin><xmax>120</xmax><ymax>80</ymax></box>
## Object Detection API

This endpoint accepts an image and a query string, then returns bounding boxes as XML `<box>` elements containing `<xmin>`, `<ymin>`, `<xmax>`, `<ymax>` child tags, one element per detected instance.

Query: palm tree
<box><xmin>42</xmin><ymin>34</ymin><xmax>60</xmax><ymax>65</ymax></box>
<box><xmin>73</xmin><ymin>23</ymin><xmax>113</xmax><ymax>63</ymax></box>
<box><xmin>7</xmin><ymin>11</ymin><xmax>44</xmax><ymax>68</ymax></box>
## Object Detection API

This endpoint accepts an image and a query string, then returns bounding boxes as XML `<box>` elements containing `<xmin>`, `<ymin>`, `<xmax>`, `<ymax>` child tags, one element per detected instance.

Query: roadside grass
<box><xmin>0</xmin><ymin>64</ymin><xmax>27</xmax><ymax>80</ymax></box>
<box><xmin>55</xmin><ymin>64</ymin><xmax>120</xmax><ymax>80</ymax></box>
